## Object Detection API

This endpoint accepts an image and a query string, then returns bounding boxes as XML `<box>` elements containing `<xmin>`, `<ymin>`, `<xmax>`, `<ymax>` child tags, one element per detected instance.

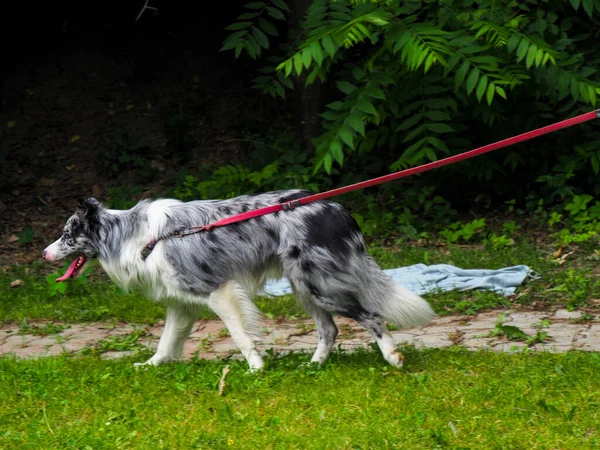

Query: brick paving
<box><xmin>1</xmin><ymin>309</ymin><xmax>599</xmax><ymax>362</ymax></box>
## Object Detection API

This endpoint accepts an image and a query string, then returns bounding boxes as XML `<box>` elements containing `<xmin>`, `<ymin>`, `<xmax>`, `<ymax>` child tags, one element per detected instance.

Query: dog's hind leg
<box><xmin>207</xmin><ymin>280</ymin><xmax>264</xmax><ymax>372</ymax></box>
<box><xmin>295</xmin><ymin>295</ymin><xmax>338</xmax><ymax>366</ymax></box>
<box><xmin>355</xmin><ymin>314</ymin><xmax>404</xmax><ymax>368</ymax></box>
<box><xmin>135</xmin><ymin>305</ymin><xmax>197</xmax><ymax>367</ymax></box>
<box><xmin>309</xmin><ymin>308</ymin><xmax>338</xmax><ymax>365</ymax></box>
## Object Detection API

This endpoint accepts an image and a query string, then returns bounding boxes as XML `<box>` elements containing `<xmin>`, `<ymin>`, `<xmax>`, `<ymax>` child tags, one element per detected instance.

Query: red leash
<box><xmin>142</xmin><ymin>109</ymin><xmax>600</xmax><ymax>259</ymax></box>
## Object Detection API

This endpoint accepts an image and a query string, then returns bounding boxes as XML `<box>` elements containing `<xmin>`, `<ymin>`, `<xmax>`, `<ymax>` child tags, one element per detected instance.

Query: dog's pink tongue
<box><xmin>55</xmin><ymin>254</ymin><xmax>83</xmax><ymax>282</ymax></box>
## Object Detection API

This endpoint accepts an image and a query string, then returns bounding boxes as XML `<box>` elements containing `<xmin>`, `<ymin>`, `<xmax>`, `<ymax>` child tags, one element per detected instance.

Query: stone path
<box><xmin>1</xmin><ymin>309</ymin><xmax>599</xmax><ymax>362</ymax></box>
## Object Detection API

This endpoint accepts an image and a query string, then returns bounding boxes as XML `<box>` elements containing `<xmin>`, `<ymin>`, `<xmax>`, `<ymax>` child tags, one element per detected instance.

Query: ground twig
<box><xmin>218</xmin><ymin>365</ymin><xmax>230</xmax><ymax>396</ymax></box>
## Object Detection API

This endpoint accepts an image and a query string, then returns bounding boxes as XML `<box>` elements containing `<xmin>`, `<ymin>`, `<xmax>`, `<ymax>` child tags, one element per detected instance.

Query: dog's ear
<box><xmin>76</xmin><ymin>197</ymin><xmax>100</xmax><ymax>218</ymax></box>
<box><xmin>86</xmin><ymin>197</ymin><xmax>101</xmax><ymax>207</ymax></box>
<box><xmin>76</xmin><ymin>198</ymin><xmax>88</xmax><ymax>216</ymax></box>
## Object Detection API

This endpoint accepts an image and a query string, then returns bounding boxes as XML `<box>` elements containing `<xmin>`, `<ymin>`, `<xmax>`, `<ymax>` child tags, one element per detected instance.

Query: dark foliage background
<box><xmin>2</xmin><ymin>0</ymin><xmax>600</xmax><ymax>263</ymax></box>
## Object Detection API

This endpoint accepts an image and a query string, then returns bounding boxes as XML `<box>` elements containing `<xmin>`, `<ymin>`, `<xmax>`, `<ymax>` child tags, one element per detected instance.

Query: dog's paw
<box><xmin>385</xmin><ymin>349</ymin><xmax>405</xmax><ymax>369</ymax></box>
<box><xmin>299</xmin><ymin>361</ymin><xmax>323</xmax><ymax>370</ymax></box>
<box><xmin>245</xmin><ymin>351</ymin><xmax>264</xmax><ymax>373</ymax></box>
<box><xmin>133</xmin><ymin>361</ymin><xmax>152</xmax><ymax>370</ymax></box>
<box><xmin>133</xmin><ymin>358</ymin><xmax>161</xmax><ymax>369</ymax></box>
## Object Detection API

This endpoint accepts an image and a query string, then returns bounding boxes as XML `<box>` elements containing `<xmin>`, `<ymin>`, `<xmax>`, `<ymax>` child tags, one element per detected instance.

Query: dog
<box><xmin>43</xmin><ymin>190</ymin><xmax>434</xmax><ymax>370</ymax></box>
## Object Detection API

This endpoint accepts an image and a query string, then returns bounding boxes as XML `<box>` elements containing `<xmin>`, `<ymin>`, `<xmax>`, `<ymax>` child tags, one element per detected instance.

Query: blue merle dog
<box><xmin>43</xmin><ymin>190</ymin><xmax>434</xmax><ymax>370</ymax></box>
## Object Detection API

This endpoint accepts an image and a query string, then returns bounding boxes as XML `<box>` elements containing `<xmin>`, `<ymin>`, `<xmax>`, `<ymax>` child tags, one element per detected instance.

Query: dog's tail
<box><xmin>360</xmin><ymin>259</ymin><xmax>435</xmax><ymax>329</ymax></box>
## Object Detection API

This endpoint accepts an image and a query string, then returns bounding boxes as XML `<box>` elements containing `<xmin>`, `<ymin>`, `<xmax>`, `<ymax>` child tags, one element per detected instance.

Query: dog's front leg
<box><xmin>135</xmin><ymin>305</ymin><xmax>197</xmax><ymax>367</ymax></box>
<box><xmin>207</xmin><ymin>281</ymin><xmax>264</xmax><ymax>372</ymax></box>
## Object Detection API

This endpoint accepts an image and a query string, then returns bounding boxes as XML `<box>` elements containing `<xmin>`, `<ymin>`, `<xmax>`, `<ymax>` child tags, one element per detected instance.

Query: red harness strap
<box><xmin>141</xmin><ymin>109</ymin><xmax>600</xmax><ymax>259</ymax></box>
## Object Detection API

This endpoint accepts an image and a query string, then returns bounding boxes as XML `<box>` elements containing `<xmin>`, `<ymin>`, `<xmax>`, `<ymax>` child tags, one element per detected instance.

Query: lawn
<box><xmin>2</xmin><ymin>239</ymin><xmax>600</xmax><ymax>325</ymax></box>
<box><xmin>3</xmin><ymin>238</ymin><xmax>600</xmax><ymax>448</ymax></box>
<box><xmin>2</xmin><ymin>348</ymin><xmax>600</xmax><ymax>449</ymax></box>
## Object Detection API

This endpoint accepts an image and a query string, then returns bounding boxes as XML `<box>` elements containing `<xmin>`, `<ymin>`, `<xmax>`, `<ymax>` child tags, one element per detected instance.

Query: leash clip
<box><xmin>141</xmin><ymin>239</ymin><xmax>157</xmax><ymax>260</ymax></box>
<box><xmin>174</xmin><ymin>228</ymin><xmax>190</xmax><ymax>238</ymax></box>
<box><xmin>282</xmin><ymin>199</ymin><xmax>302</xmax><ymax>211</ymax></box>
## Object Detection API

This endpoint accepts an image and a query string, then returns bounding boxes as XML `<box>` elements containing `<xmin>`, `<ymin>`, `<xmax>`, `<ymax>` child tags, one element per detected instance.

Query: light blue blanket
<box><xmin>262</xmin><ymin>264</ymin><xmax>533</xmax><ymax>297</ymax></box>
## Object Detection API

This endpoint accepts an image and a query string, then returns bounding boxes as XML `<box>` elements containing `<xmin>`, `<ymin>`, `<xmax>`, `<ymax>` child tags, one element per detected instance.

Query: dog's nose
<box><xmin>42</xmin><ymin>250</ymin><xmax>47</xmax><ymax>259</ymax></box>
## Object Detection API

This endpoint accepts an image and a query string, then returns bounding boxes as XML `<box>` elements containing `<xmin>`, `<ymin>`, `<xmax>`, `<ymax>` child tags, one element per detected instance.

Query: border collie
<box><xmin>43</xmin><ymin>190</ymin><xmax>434</xmax><ymax>370</ymax></box>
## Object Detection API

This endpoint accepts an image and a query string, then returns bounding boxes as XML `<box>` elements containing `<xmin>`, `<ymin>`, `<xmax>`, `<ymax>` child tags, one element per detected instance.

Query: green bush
<box><xmin>218</xmin><ymin>0</ymin><xmax>600</xmax><ymax>218</ymax></box>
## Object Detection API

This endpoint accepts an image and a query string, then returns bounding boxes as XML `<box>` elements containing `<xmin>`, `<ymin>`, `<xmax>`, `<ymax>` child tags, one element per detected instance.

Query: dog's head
<box><xmin>43</xmin><ymin>197</ymin><xmax>103</xmax><ymax>281</ymax></box>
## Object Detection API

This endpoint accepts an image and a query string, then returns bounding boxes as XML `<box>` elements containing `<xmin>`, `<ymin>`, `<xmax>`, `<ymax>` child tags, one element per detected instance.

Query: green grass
<box><xmin>2</xmin><ymin>238</ymin><xmax>600</xmax><ymax>325</ymax></box>
<box><xmin>2</xmin><ymin>348</ymin><xmax>600</xmax><ymax>449</ymax></box>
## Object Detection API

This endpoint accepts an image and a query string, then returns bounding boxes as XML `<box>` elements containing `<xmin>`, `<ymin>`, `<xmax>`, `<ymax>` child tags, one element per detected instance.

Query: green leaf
<box><xmin>486</xmin><ymin>83</ymin><xmax>495</xmax><ymax>105</ymax></box>
<box><xmin>222</xmin><ymin>29</ymin><xmax>248</xmax><ymax>45</ymax></box>
<box><xmin>427</xmin><ymin>136</ymin><xmax>449</xmax><ymax>153</ymax></box>
<box><xmin>293</xmin><ymin>54</ymin><xmax>303</xmax><ymax>75</ymax></box>
<box><xmin>320</xmin><ymin>110</ymin><xmax>340</xmax><ymax>121</ymax></box>
<box><xmin>302</xmin><ymin>48</ymin><xmax>312</xmax><ymax>69</ymax></box>
<box><xmin>455</xmin><ymin>61</ymin><xmax>470</xmax><ymax>88</ymax></box>
<box><xmin>589</xmin><ymin>85</ymin><xmax>597</xmax><ymax>107</ymax></box>
<box><xmin>364</xmin><ymin>13</ymin><xmax>389</xmax><ymax>26</ymax></box>
<box><xmin>466</xmin><ymin>69</ymin><xmax>480</xmax><ymax>95</ymax></box>
<box><xmin>322</xmin><ymin>35</ymin><xmax>336</xmax><ymax>57</ymax></box>
<box><xmin>427</xmin><ymin>111</ymin><xmax>450</xmax><ymax>121</ymax></box>
<box><xmin>402</xmin><ymin>124</ymin><xmax>427</xmax><ymax>142</ymax></box>
<box><xmin>424</xmin><ymin>147</ymin><xmax>438</xmax><ymax>162</ymax></box>
<box><xmin>352</xmin><ymin>67</ymin><xmax>366</xmax><ymax>81</ymax></box>
<box><xmin>323</xmin><ymin>153</ymin><xmax>333</xmax><ymax>174</ymax></box>
<box><xmin>225</xmin><ymin>22</ymin><xmax>253</xmax><ymax>31</ymax></box>
<box><xmin>359</xmin><ymin>135</ymin><xmax>377</xmax><ymax>153</ymax></box>
<box><xmin>582</xmin><ymin>0</ymin><xmax>594</xmax><ymax>16</ymax></box>
<box><xmin>424</xmin><ymin>99</ymin><xmax>450</xmax><ymax>109</ymax></box>
<box><xmin>569</xmin><ymin>0</ymin><xmax>581</xmax><ymax>9</ymax></box>
<box><xmin>424</xmin><ymin>53</ymin><xmax>435</xmax><ymax>73</ymax></box>
<box><xmin>311</xmin><ymin>42</ymin><xmax>324</xmax><ymax>66</ymax></box>
<box><xmin>338</xmin><ymin>126</ymin><xmax>354</xmax><ymax>148</ymax></box>
<box><xmin>516</xmin><ymin>39</ymin><xmax>529</xmax><ymax>63</ymax></box>
<box><xmin>245</xmin><ymin>2</ymin><xmax>266</xmax><ymax>9</ymax></box>
<box><xmin>542</xmin><ymin>52</ymin><xmax>550</xmax><ymax>66</ymax></box>
<box><xmin>427</xmin><ymin>123</ymin><xmax>454</xmax><ymax>133</ymax></box>
<box><xmin>475</xmin><ymin>75</ymin><xmax>487</xmax><ymax>101</ymax></box>
<box><xmin>221</xmin><ymin>40</ymin><xmax>239</xmax><ymax>52</ymax></box>
<box><xmin>507</xmin><ymin>35</ymin><xmax>521</xmax><ymax>53</ymax></box>
<box><xmin>258</xmin><ymin>18</ymin><xmax>278</xmax><ymax>36</ymax></box>
<box><xmin>328</xmin><ymin>101</ymin><xmax>345</xmax><ymax>111</ymax></box>
<box><xmin>220</xmin><ymin>31</ymin><xmax>248</xmax><ymax>51</ymax></box>
<box><xmin>235</xmin><ymin>43</ymin><xmax>244</xmax><ymax>59</ymax></box>
<box><xmin>283</xmin><ymin>59</ymin><xmax>292</xmax><ymax>76</ymax></box>
<box><xmin>272</xmin><ymin>0</ymin><xmax>290</xmax><ymax>11</ymax></box>
<box><xmin>305</xmin><ymin>68</ymin><xmax>320</xmax><ymax>86</ymax></box>
<box><xmin>274</xmin><ymin>82</ymin><xmax>285</xmax><ymax>98</ymax></box>
<box><xmin>330</xmin><ymin>140</ymin><xmax>344</xmax><ymax>165</ymax></box>
<box><xmin>476</xmin><ymin>76</ymin><xmax>488</xmax><ymax>102</ymax></box>
<box><xmin>266</xmin><ymin>6</ymin><xmax>285</xmax><ymax>20</ymax></box>
<box><xmin>496</xmin><ymin>85</ymin><xmax>507</xmax><ymax>99</ymax></box>
<box><xmin>357</xmin><ymin>100</ymin><xmax>377</xmax><ymax>116</ymax></box>
<box><xmin>338</xmin><ymin>81</ymin><xmax>357</xmax><ymax>95</ymax></box>
<box><xmin>570</xmin><ymin>78</ymin><xmax>579</xmax><ymax>101</ymax></box>
<box><xmin>397</xmin><ymin>113</ymin><xmax>423</xmax><ymax>131</ymax></box>
<box><xmin>346</xmin><ymin>115</ymin><xmax>365</xmax><ymax>137</ymax></box>
<box><xmin>535</xmin><ymin>48</ymin><xmax>544</xmax><ymax>67</ymax></box>
<box><xmin>238</xmin><ymin>12</ymin><xmax>259</xmax><ymax>20</ymax></box>
<box><xmin>355</xmin><ymin>23</ymin><xmax>372</xmax><ymax>41</ymax></box>
<box><xmin>525</xmin><ymin>44</ymin><xmax>538</xmax><ymax>69</ymax></box>
<box><xmin>249</xmin><ymin>37</ymin><xmax>262</xmax><ymax>58</ymax></box>
<box><xmin>366</xmin><ymin>85</ymin><xmax>386</xmax><ymax>100</ymax></box>
<box><xmin>252</xmin><ymin>27</ymin><xmax>269</xmax><ymax>49</ymax></box>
